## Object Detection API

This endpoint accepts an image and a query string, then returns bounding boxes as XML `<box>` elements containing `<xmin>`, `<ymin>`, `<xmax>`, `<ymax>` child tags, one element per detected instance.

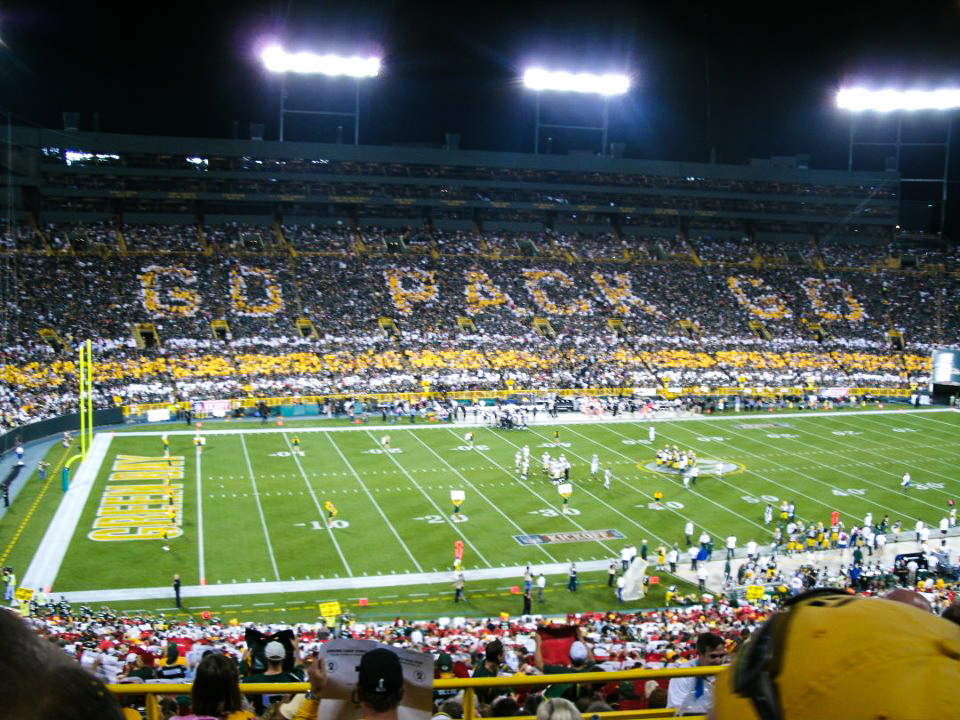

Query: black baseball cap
<box><xmin>357</xmin><ymin>648</ymin><xmax>403</xmax><ymax>694</ymax></box>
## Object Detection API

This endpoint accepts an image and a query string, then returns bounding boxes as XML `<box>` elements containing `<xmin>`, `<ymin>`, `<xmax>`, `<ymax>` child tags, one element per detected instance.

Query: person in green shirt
<box><xmin>471</xmin><ymin>639</ymin><xmax>507</xmax><ymax>705</ymax></box>
<box><xmin>241</xmin><ymin>641</ymin><xmax>305</xmax><ymax>715</ymax></box>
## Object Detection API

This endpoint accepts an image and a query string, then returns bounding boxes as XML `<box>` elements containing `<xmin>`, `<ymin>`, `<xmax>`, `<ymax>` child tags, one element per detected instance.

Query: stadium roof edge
<box><xmin>9</xmin><ymin>125</ymin><xmax>898</xmax><ymax>185</ymax></box>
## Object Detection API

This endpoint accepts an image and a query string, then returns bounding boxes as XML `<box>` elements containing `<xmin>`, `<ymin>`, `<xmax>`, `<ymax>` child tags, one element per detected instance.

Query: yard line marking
<box><xmin>363</xmin><ymin>430</ymin><xmax>492</xmax><ymax>568</ymax></box>
<box><xmin>543</xmin><ymin>424</ymin><xmax>727</xmax><ymax>537</ymax></box>
<box><xmin>701</xmin><ymin>420</ymin><xmax>925</xmax><ymax>522</ymax></box>
<box><xmin>324</xmin><ymin>433</ymin><xmax>423</xmax><ymax>572</ymax></box>
<box><xmin>414</xmin><ymin>430</ymin><xmax>558</xmax><ymax>563</ymax></box>
<box><xmin>239</xmin><ymin>434</ymin><xmax>281</xmax><ymax>581</ymax></box>
<box><xmin>839</xmin><ymin>414</ymin><xmax>960</xmax><ymax>492</ymax></box>
<box><xmin>283</xmin><ymin>434</ymin><xmax>352</xmax><ymax>577</ymax></box>
<box><xmin>493</xmin><ymin>428</ymin><xmax>670</xmax><ymax>549</ymax></box>
<box><xmin>196</xmin><ymin>446</ymin><xmax>207</xmax><ymax>585</ymax></box>
<box><xmin>600</xmin><ymin>423</ymin><xmax>795</xmax><ymax>532</ymax></box>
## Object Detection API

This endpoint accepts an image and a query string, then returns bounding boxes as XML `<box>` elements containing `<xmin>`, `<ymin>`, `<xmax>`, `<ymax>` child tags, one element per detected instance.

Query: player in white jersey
<box><xmin>542</xmin><ymin>451</ymin><xmax>550</xmax><ymax>475</ymax></box>
<box><xmin>551</xmin><ymin>459</ymin><xmax>563</xmax><ymax>484</ymax></box>
<box><xmin>381</xmin><ymin>435</ymin><xmax>391</xmax><ymax>450</ymax></box>
<box><xmin>901</xmin><ymin>472</ymin><xmax>911</xmax><ymax>490</ymax></box>
<box><xmin>648</xmin><ymin>425</ymin><xmax>656</xmax><ymax>443</ymax></box>
<box><xmin>514</xmin><ymin>450</ymin><xmax>522</xmax><ymax>472</ymax></box>
<box><xmin>763</xmin><ymin>503</ymin><xmax>774</xmax><ymax>526</ymax></box>
<box><xmin>522</xmin><ymin>445</ymin><xmax>530</xmax><ymax>461</ymax></box>
<box><xmin>603</xmin><ymin>467</ymin><xmax>612</xmax><ymax>489</ymax></box>
<box><xmin>591</xmin><ymin>454</ymin><xmax>599</xmax><ymax>478</ymax></box>
<box><xmin>520</xmin><ymin>458</ymin><xmax>529</xmax><ymax>480</ymax></box>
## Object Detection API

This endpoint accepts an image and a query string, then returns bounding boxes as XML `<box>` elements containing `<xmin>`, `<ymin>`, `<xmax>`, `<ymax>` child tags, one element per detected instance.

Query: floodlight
<box><xmin>261</xmin><ymin>45</ymin><xmax>380</xmax><ymax>78</ymax></box>
<box><xmin>523</xmin><ymin>67</ymin><xmax>630</xmax><ymax>96</ymax></box>
<box><xmin>837</xmin><ymin>87</ymin><xmax>960</xmax><ymax>112</ymax></box>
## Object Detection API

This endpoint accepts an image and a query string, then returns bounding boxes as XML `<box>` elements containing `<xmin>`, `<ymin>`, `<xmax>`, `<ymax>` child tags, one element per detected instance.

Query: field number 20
<box><xmin>415</xmin><ymin>514</ymin><xmax>469</xmax><ymax>523</ymax></box>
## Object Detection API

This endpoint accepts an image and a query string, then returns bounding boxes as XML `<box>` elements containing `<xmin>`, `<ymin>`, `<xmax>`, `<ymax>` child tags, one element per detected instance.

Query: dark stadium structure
<box><xmin>0</xmin><ymin>127</ymin><xmax>957</xmax><ymax>427</ymax></box>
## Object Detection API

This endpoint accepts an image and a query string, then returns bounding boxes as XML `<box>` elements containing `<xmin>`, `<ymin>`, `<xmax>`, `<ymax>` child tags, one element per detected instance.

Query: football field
<box><xmin>21</xmin><ymin>407</ymin><xmax>960</xmax><ymax>621</ymax></box>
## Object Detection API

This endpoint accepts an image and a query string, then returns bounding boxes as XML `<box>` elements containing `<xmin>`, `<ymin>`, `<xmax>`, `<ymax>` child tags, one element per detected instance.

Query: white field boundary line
<box><xmin>283</xmin><ymin>433</ymin><xmax>353</xmax><ymax>577</ymax></box>
<box><xmin>490</xmin><ymin>427</ymin><xmax>663</xmax><ymax>553</ymax></box>
<box><xmin>594</xmin><ymin>422</ymin><xmax>783</xmax><ymax>535</ymax></box>
<box><xmin>324</xmin><ymin>432</ymin><xmax>424</xmax><ymax>572</ymax></box>
<box><xmin>696</xmin><ymin>419</ymin><xmax>927</xmax><ymax>523</ymax></box>
<box><xmin>23</xmin><ymin>433</ymin><xmax>112</xmax><ymax>592</ymax></box>
<box><xmin>411</xmin><ymin>429</ymin><xmax>559</xmax><ymax>563</ymax></box>
<box><xmin>847</xmin><ymin>414</ymin><xmax>960</xmax><ymax>491</ymax></box>
<box><xmin>56</xmin><ymin>559</ymin><xmax>616</xmax><ymax>603</ymax></box>
<box><xmin>109</xmin><ymin>407</ymin><xmax>958</xmax><ymax>436</ymax></box>
<box><xmin>239</xmin><ymin>434</ymin><xmax>281</xmax><ymax>582</ymax></box>
<box><xmin>196</xmin><ymin>446</ymin><xmax>206</xmax><ymax>584</ymax></box>
<box><xmin>533</xmin><ymin>423</ymin><xmax>762</xmax><ymax>544</ymax></box>
<box><xmin>762</xmin><ymin>414</ymin><xmax>958</xmax><ymax>510</ymax></box>
<box><xmin>362</xmin><ymin>429</ymin><xmax>493</xmax><ymax>569</ymax></box>
<box><xmin>636</xmin><ymin>421</ymin><xmax>859</xmax><ymax>528</ymax></box>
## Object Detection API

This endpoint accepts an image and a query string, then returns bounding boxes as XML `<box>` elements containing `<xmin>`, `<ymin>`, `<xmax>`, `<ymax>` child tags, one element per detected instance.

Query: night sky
<box><xmin>0</xmin><ymin>0</ymin><xmax>958</xmax><ymax>171</ymax></box>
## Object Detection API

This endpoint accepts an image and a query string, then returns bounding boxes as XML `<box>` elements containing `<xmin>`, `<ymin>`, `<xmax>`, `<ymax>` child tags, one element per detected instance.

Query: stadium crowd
<box><xmin>0</xmin><ymin>222</ymin><xmax>956</xmax><ymax>431</ymax></box>
<box><xmin>8</xmin><ymin>547</ymin><xmax>960</xmax><ymax>720</ymax></box>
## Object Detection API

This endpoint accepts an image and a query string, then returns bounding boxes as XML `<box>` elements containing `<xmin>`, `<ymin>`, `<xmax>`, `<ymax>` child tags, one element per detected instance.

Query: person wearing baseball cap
<box><xmin>433</xmin><ymin>652</ymin><xmax>458</xmax><ymax>704</ymax></box>
<box><xmin>296</xmin><ymin>646</ymin><xmax>405</xmax><ymax>720</ymax></box>
<box><xmin>242</xmin><ymin>640</ymin><xmax>305</xmax><ymax>715</ymax></box>
<box><xmin>712</xmin><ymin>588</ymin><xmax>960</xmax><ymax>720</ymax></box>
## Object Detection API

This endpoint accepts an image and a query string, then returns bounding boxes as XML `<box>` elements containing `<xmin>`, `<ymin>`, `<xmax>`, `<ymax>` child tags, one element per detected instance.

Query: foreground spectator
<box><xmin>666</xmin><ymin>632</ymin><xmax>726</xmax><ymax>716</ymax></box>
<box><xmin>242</xmin><ymin>640</ymin><xmax>305</xmax><ymax>715</ymax></box>
<box><xmin>712</xmin><ymin>589</ymin><xmax>960</xmax><ymax>719</ymax></box>
<box><xmin>296</xmin><ymin>647</ymin><xmax>404</xmax><ymax>720</ymax></box>
<box><xmin>536</xmin><ymin>697</ymin><xmax>582</xmax><ymax>720</ymax></box>
<box><xmin>0</xmin><ymin>608</ymin><xmax>124</xmax><ymax>720</ymax></box>
<box><xmin>179</xmin><ymin>652</ymin><xmax>255</xmax><ymax>720</ymax></box>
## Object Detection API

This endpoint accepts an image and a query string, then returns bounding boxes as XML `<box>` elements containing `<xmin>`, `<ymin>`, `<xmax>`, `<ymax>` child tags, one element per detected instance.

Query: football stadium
<box><xmin>1</xmin><ymin>3</ymin><xmax>960</xmax><ymax>719</ymax></box>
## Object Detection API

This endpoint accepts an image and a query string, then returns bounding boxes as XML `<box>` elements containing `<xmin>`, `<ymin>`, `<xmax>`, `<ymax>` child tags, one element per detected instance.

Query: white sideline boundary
<box><xmin>22</xmin><ymin>434</ymin><xmax>113</xmax><ymax>592</ymax></box>
<box><xmin>23</xmin><ymin>406</ymin><xmax>958</xmax><ymax>603</ymax></box>
<box><xmin>57</xmin><ymin>560</ymin><xmax>611</xmax><ymax>604</ymax></box>
<box><xmin>109</xmin><ymin>406</ymin><xmax>956</xmax><ymax>437</ymax></box>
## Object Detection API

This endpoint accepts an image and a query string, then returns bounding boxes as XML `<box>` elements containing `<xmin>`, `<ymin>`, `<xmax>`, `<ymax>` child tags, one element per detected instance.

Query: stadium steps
<box><xmin>272</xmin><ymin>220</ymin><xmax>291</xmax><ymax>255</ymax></box>
<box><xmin>114</xmin><ymin>219</ymin><xmax>128</xmax><ymax>254</ymax></box>
<box><xmin>353</xmin><ymin>225</ymin><xmax>366</xmax><ymax>255</ymax></box>
<box><xmin>199</xmin><ymin>226</ymin><xmax>212</xmax><ymax>255</ymax></box>
<box><xmin>27</xmin><ymin>213</ymin><xmax>52</xmax><ymax>253</ymax></box>
<box><xmin>288</xmin><ymin>254</ymin><xmax>304</xmax><ymax>315</ymax></box>
<box><xmin>533</xmin><ymin>317</ymin><xmax>555</xmax><ymax>338</ymax></box>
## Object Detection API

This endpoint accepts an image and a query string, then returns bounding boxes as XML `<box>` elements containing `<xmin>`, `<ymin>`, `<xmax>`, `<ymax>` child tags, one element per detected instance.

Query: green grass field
<box><xmin>19</xmin><ymin>407</ymin><xmax>960</xmax><ymax>622</ymax></box>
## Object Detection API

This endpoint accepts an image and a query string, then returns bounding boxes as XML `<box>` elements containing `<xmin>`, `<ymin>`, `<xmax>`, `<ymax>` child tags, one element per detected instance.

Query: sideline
<box><xmin>0</xmin><ymin>444</ymin><xmax>75</xmax><ymax>565</ymax></box>
<box><xmin>57</xmin><ymin>558</ymin><xmax>613</xmax><ymax>604</ymax></box>
<box><xmin>110</xmin><ymin>406</ymin><xmax>954</xmax><ymax>437</ymax></box>
<box><xmin>22</xmin><ymin>435</ymin><xmax>112</xmax><ymax>592</ymax></box>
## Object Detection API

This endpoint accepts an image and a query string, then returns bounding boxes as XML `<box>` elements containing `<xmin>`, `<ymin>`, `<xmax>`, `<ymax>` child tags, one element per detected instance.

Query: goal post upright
<box><xmin>78</xmin><ymin>341</ymin><xmax>86</xmax><ymax>458</ymax></box>
<box><xmin>78</xmin><ymin>339</ymin><xmax>94</xmax><ymax>459</ymax></box>
<box><xmin>86</xmin><ymin>338</ymin><xmax>93</xmax><ymax>451</ymax></box>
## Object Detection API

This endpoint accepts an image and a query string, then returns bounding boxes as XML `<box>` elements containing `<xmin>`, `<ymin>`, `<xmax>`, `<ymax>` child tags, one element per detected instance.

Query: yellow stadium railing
<box><xmin>107</xmin><ymin>666</ymin><xmax>724</xmax><ymax>720</ymax></box>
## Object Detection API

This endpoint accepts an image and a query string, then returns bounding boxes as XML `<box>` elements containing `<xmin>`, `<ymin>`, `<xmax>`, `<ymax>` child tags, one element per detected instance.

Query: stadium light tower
<box><xmin>261</xmin><ymin>45</ymin><xmax>381</xmax><ymax>143</ymax></box>
<box><xmin>522</xmin><ymin>67</ymin><xmax>631</xmax><ymax>155</ymax></box>
<box><xmin>837</xmin><ymin>86</ymin><xmax>960</xmax><ymax>235</ymax></box>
